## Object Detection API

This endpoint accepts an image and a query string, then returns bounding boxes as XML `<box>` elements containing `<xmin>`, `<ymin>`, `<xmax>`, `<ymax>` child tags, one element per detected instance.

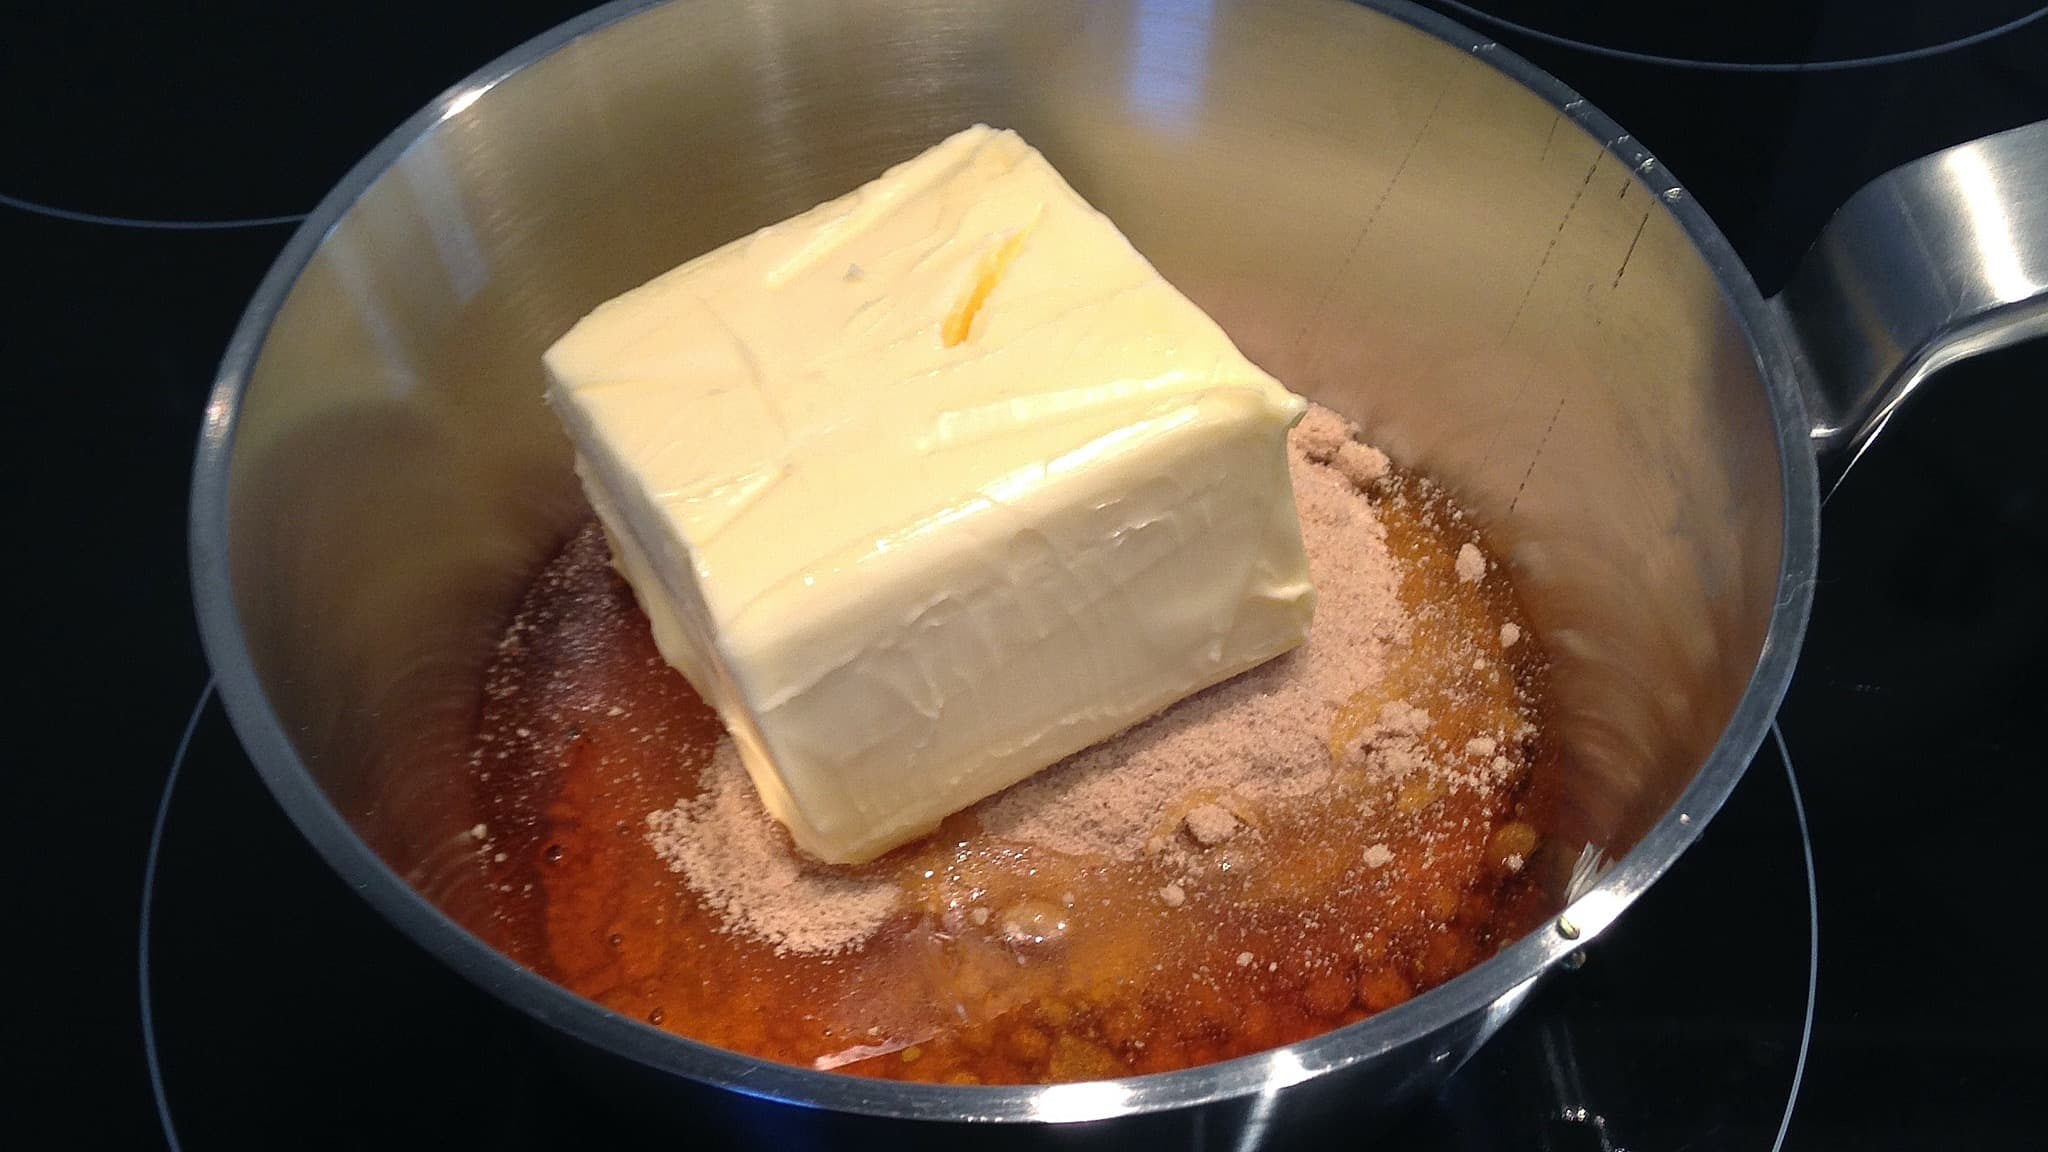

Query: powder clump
<box><xmin>1455</xmin><ymin>542</ymin><xmax>1486</xmax><ymax>583</ymax></box>
<box><xmin>1183</xmin><ymin>803</ymin><xmax>1242</xmax><ymax>847</ymax></box>
<box><xmin>1331</xmin><ymin>441</ymin><xmax>1390</xmax><ymax>488</ymax></box>
<box><xmin>1290</xmin><ymin>404</ymin><xmax>1356</xmax><ymax>463</ymax></box>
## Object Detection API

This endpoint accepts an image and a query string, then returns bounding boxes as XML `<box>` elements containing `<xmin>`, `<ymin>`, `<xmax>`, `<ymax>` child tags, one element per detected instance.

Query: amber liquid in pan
<box><xmin>462</xmin><ymin>471</ymin><xmax>1557</xmax><ymax>1084</ymax></box>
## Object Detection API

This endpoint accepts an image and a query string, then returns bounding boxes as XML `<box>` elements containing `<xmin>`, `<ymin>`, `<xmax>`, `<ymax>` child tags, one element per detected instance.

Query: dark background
<box><xmin>6</xmin><ymin>1</ymin><xmax>2044</xmax><ymax>1146</ymax></box>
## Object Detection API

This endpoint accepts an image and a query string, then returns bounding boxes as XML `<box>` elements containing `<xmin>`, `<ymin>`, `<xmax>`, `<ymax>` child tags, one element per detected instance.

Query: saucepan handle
<box><xmin>1774</xmin><ymin>119</ymin><xmax>2048</xmax><ymax>490</ymax></box>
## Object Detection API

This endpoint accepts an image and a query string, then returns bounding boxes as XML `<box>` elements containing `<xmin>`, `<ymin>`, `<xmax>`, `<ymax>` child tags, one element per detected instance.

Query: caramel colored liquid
<box><xmin>461</xmin><ymin>472</ymin><xmax>1556</xmax><ymax>1084</ymax></box>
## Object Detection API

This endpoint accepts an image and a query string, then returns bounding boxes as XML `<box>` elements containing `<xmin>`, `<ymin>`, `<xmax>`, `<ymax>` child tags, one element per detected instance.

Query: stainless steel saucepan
<box><xmin>189</xmin><ymin>0</ymin><xmax>2047</xmax><ymax>1143</ymax></box>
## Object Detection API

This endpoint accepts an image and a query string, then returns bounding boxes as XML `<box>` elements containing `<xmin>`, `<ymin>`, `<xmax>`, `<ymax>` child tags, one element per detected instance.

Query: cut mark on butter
<box><xmin>942</xmin><ymin>226</ymin><xmax>1033</xmax><ymax>347</ymax></box>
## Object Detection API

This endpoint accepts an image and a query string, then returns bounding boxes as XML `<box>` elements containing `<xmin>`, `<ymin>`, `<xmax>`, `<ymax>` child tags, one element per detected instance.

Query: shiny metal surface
<box><xmin>186</xmin><ymin>0</ymin><xmax>2032</xmax><ymax>1137</ymax></box>
<box><xmin>1782</xmin><ymin>119</ymin><xmax>2048</xmax><ymax>486</ymax></box>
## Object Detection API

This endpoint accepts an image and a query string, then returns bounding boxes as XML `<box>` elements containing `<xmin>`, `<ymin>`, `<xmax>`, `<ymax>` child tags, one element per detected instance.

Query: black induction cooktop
<box><xmin>11</xmin><ymin>2</ymin><xmax>2045</xmax><ymax>1147</ymax></box>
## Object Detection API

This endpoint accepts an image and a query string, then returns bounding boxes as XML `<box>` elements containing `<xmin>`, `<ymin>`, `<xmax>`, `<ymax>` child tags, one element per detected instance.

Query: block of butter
<box><xmin>544</xmin><ymin>125</ymin><xmax>1313</xmax><ymax>864</ymax></box>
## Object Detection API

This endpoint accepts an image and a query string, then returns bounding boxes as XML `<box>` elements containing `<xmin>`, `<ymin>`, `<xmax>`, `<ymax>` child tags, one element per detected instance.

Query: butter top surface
<box><xmin>546</xmin><ymin>125</ymin><xmax>1303</xmax><ymax>644</ymax></box>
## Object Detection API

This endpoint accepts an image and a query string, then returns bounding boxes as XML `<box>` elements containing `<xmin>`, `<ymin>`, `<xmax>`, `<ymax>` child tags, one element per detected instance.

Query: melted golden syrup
<box><xmin>460</xmin><ymin>469</ymin><xmax>1557</xmax><ymax>1084</ymax></box>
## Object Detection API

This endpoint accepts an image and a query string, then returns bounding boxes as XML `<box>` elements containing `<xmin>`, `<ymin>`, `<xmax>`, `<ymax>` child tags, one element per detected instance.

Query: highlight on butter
<box><xmin>543</xmin><ymin>125</ymin><xmax>1315</xmax><ymax>864</ymax></box>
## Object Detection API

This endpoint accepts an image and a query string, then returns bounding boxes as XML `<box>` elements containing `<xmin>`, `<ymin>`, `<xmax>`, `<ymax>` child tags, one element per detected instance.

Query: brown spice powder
<box><xmin>647</xmin><ymin>403</ymin><xmax>1416</xmax><ymax>954</ymax></box>
<box><xmin>976</xmin><ymin>405</ymin><xmax>1404</xmax><ymax>855</ymax></box>
<box><xmin>645</xmin><ymin>742</ymin><xmax>899</xmax><ymax>955</ymax></box>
